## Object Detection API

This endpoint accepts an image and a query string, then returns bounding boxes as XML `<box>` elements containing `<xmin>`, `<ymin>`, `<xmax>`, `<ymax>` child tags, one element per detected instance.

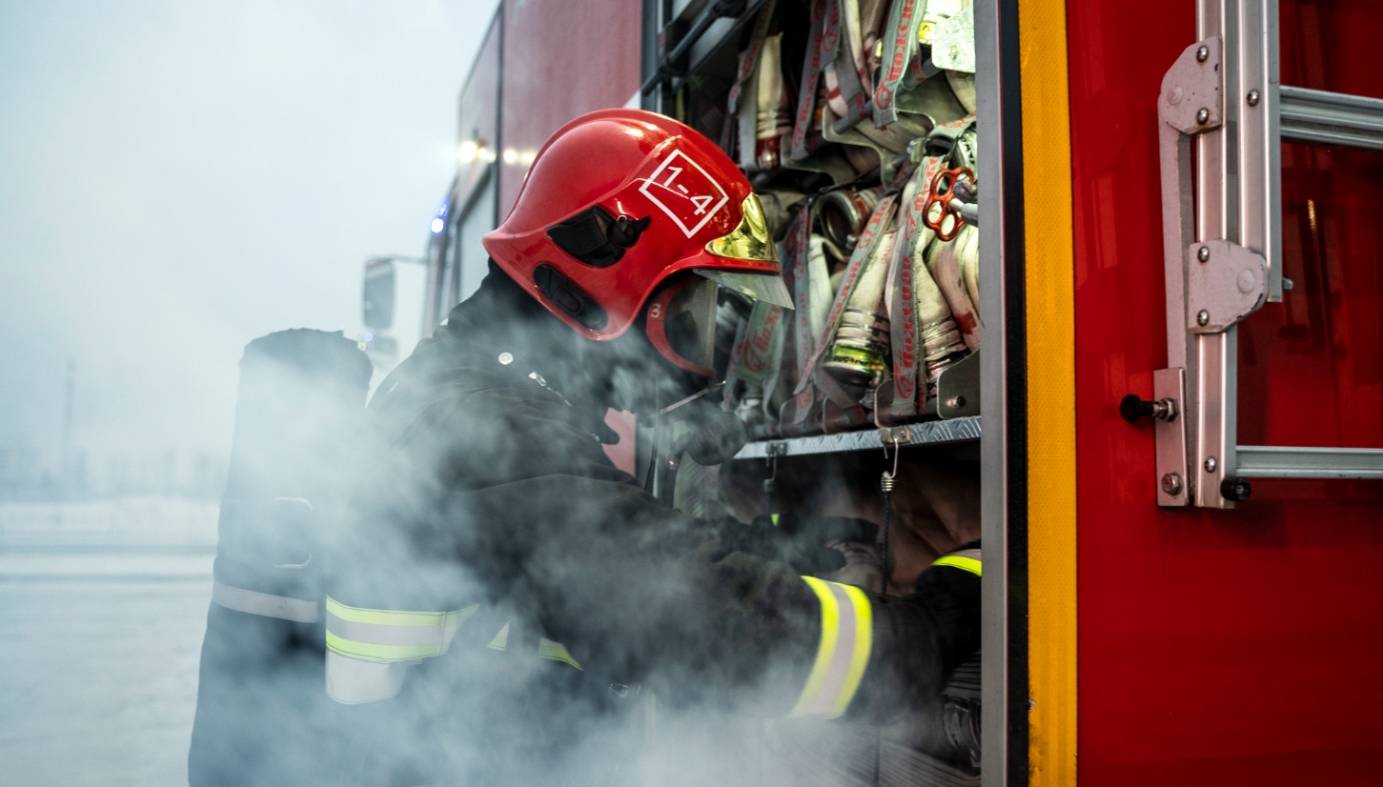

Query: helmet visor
<box><xmin>699</xmin><ymin>193</ymin><xmax>794</xmax><ymax>310</ymax></box>
<box><xmin>694</xmin><ymin>269</ymin><xmax>794</xmax><ymax>309</ymax></box>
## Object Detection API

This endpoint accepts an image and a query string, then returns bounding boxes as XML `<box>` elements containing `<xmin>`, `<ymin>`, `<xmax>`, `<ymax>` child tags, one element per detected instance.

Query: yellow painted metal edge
<box><xmin>1018</xmin><ymin>0</ymin><xmax>1078</xmax><ymax>783</ymax></box>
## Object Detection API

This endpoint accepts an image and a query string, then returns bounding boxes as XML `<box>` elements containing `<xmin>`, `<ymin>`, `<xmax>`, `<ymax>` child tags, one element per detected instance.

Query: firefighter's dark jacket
<box><xmin>328</xmin><ymin>267</ymin><xmax>980</xmax><ymax>771</ymax></box>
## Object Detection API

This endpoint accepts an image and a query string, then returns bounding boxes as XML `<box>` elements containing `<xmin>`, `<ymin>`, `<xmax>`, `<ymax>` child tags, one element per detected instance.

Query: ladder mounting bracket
<box><xmin>1185</xmin><ymin>239</ymin><xmax>1268</xmax><ymax>333</ymax></box>
<box><xmin>1159</xmin><ymin>36</ymin><xmax>1223</xmax><ymax>135</ymax></box>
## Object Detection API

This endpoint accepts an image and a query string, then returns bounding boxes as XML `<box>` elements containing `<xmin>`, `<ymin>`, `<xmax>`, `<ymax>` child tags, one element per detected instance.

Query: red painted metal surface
<box><xmin>426</xmin><ymin>18</ymin><xmax>503</xmax><ymax>331</ymax></box>
<box><xmin>458</xmin><ymin>15</ymin><xmax>501</xmax><ymax>205</ymax></box>
<box><xmin>1067</xmin><ymin>0</ymin><xmax>1383</xmax><ymax>783</ymax></box>
<box><xmin>1244</xmin><ymin>143</ymin><xmax>1383</xmax><ymax>450</ymax></box>
<box><xmin>498</xmin><ymin>0</ymin><xmax>642</xmax><ymax>220</ymax></box>
<box><xmin>1279</xmin><ymin>0</ymin><xmax>1383</xmax><ymax>101</ymax></box>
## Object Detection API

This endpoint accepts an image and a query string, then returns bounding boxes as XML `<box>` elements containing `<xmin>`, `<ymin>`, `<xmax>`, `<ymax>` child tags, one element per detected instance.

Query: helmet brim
<box><xmin>694</xmin><ymin>269</ymin><xmax>794</xmax><ymax>309</ymax></box>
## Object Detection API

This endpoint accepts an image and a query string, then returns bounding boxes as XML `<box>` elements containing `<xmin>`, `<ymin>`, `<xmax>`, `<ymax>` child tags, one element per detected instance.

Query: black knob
<box><xmin>1120</xmin><ymin>394</ymin><xmax>1178</xmax><ymax>424</ymax></box>
<box><xmin>1121</xmin><ymin>394</ymin><xmax>1153</xmax><ymax>423</ymax></box>
<box><xmin>1220</xmin><ymin>477</ymin><xmax>1252</xmax><ymax>502</ymax></box>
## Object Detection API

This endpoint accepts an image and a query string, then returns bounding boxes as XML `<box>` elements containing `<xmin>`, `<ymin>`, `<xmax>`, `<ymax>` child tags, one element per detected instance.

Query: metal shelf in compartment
<box><xmin>732</xmin><ymin>416</ymin><xmax>981</xmax><ymax>460</ymax></box>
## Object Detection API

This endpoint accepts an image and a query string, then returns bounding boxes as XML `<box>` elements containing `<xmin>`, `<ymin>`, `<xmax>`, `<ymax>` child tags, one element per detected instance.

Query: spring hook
<box><xmin>880</xmin><ymin>435</ymin><xmax>901</xmax><ymax>492</ymax></box>
<box><xmin>879</xmin><ymin>435</ymin><xmax>902</xmax><ymax>593</ymax></box>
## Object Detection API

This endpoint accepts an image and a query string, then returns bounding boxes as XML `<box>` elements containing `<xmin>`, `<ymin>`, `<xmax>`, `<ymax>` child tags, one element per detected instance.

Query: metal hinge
<box><xmin>1184</xmin><ymin>239</ymin><xmax>1267</xmax><ymax>334</ymax></box>
<box><xmin>1159</xmin><ymin>36</ymin><xmax>1269</xmax><ymax>339</ymax></box>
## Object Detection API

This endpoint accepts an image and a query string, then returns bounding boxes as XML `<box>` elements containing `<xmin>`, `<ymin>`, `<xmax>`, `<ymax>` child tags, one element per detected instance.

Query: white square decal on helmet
<box><xmin>637</xmin><ymin>150</ymin><xmax>730</xmax><ymax>238</ymax></box>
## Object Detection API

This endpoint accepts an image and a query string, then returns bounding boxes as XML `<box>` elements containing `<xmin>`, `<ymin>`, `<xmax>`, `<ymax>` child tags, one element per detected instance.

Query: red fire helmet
<box><xmin>482</xmin><ymin>109</ymin><xmax>792</xmax><ymax>358</ymax></box>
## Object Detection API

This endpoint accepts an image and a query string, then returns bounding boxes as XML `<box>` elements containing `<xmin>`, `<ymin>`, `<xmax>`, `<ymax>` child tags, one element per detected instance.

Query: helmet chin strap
<box><xmin>658</xmin><ymin>383</ymin><xmax>723</xmax><ymax>415</ymax></box>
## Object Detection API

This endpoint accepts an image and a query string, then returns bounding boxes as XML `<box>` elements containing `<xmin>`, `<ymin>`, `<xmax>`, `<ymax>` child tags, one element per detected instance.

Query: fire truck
<box><xmin>365</xmin><ymin>0</ymin><xmax>1383</xmax><ymax>783</ymax></box>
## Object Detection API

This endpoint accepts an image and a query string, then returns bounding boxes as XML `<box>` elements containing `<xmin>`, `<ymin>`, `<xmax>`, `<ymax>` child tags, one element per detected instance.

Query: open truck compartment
<box><xmin>398</xmin><ymin>0</ymin><xmax>1383</xmax><ymax>783</ymax></box>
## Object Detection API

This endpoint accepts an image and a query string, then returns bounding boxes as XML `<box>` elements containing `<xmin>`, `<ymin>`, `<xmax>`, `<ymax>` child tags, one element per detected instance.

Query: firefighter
<box><xmin>326</xmin><ymin>109</ymin><xmax>981</xmax><ymax>785</ymax></box>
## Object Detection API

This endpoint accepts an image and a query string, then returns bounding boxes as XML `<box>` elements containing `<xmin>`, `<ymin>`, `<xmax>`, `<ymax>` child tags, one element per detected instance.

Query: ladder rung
<box><xmin>1280</xmin><ymin>85</ymin><xmax>1383</xmax><ymax>151</ymax></box>
<box><xmin>1236</xmin><ymin>445</ymin><xmax>1383</xmax><ymax>479</ymax></box>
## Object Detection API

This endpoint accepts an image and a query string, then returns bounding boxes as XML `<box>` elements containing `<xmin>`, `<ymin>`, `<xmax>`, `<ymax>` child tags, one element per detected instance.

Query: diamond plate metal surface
<box><xmin>732</xmin><ymin>416</ymin><xmax>982</xmax><ymax>460</ymax></box>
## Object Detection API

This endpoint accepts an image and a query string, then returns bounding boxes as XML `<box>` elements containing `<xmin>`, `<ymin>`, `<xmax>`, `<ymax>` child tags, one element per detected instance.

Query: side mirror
<box><xmin>362</xmin><ymin>258</ymin><xmax>396</xmax><ymax>330</ymax></box>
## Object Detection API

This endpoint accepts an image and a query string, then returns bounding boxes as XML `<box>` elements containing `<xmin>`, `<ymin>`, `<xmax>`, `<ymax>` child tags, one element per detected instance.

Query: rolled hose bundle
<box><xmin>820</xmin><ymin>228</ymin><xmax>897</xmax><ymax>395</ymax></box>
<box><xmin>188</xmin><ymin>329</ymin><xmax>371</xmax><ymax>787</ymax></box>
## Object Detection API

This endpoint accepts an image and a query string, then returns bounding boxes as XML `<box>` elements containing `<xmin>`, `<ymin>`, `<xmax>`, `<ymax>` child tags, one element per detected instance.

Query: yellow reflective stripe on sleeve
<box><xmin>324</xmin><ymin>596</ymin><xmax>477</xmax><ymax>664</ymax></box>
<box><xmin>834</xmin><ymin>584</ymin><xmax>872</xmax><ymax>717</ymax></box>
<box><xmin>487</xmin><ymin>622</ymin><xmax>510</xmax><ymax>651</ymax></box>
<box><xmin>931</xmin><ymin>555</ymin><xmax>982</xmax><ymax>576</ymax></box>
<box><xmin>326</xmin><ymin>596</ymin><xmax>473</xmax><ymax>628</ymax></box>
<box><xmin>325</xmin><ymin>631</ymin><xmax>449</xmax><ymax>663</ymax></box>
<box><xmin>538</xmin><ymin>638</ymin><xmax>583</xmax><ymax>670</ymax></box>
<box><xmin>790</xmin><ymin>577</ymin><xmax>873</xmax><ymax>719</ymax></box>
<box><xmin>792</xmin><ymin>577</ymin><xmax>840</xmax><ymax>715</ymax></box>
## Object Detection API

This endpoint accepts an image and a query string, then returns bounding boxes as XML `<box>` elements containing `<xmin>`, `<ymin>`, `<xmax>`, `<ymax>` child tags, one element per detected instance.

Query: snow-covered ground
<box><xmin>0</xmin><ymin>498</ymin><xmax>217</xmax><ymax>786</ymax></box>
<box><xmin>0</xmin><ymin>497</ymin><xmax>219</xmax><ymax>549</ymax></box>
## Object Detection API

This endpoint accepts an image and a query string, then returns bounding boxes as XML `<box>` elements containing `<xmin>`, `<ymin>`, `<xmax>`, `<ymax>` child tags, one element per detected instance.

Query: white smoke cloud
<box><xmin>0</xmin><ymin>0</ymin><xmax>497</xmax><ymax>477</ymax></box>
<box><xmin>0</xmin><ymin>5</ymin><xmax>983</xmax><ymax>786</ymax></box>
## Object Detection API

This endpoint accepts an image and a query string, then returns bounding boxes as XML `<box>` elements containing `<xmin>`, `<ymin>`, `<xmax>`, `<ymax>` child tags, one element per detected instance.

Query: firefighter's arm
<box><xmin>687</xmin><ymin>528</ymin><xmax>982</xmax><ymax>723</ymax></box>
<box><xmin>459</xmin><ymin>475</ymin><xmax>981</xmax><ymax>723</ymax></box>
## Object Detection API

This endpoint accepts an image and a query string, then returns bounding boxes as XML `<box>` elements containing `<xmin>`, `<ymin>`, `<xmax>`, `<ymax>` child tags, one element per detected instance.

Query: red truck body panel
<box><xmin>1068</xmin><ymin>0</ymin><xmax>1383</xmax><ymax>783</ymax></box>
<box><xmin>459</xmin><ymin>15</ymin><xmax>501</xmax><ymax>205</ymax></box>
<box><xmin>498</xmin><ymin>0</ymin><xmax>643</xmax><ymax>220</ymax></box>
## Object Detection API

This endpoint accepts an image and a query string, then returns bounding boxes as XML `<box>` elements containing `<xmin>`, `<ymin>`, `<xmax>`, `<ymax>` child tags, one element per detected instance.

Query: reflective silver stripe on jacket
<box><xmin>790</xmin><ymin>577</ymin><xmax>873</xmax><ymax>719</ymax></box>
<box><xmin>211</xmin><ymin>580</ymin><xmax>319</xmax><ymax>623</ymax></box>
<box><xmin>323</xmin><ymin>598</ymin><xmax>478</xmax><ymax>705</ymax></box>
<box><xmin>324</xmin><ymin>597</ymin><xmax>477</xmax><ymax>663</ymax></box>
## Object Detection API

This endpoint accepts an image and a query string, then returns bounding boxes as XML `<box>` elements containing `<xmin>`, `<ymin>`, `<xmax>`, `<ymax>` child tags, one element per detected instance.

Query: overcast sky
<box><xmin>0</xmin><ymin>0</ymin><xmax>497</xmax><ymax>475</ymax></box>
